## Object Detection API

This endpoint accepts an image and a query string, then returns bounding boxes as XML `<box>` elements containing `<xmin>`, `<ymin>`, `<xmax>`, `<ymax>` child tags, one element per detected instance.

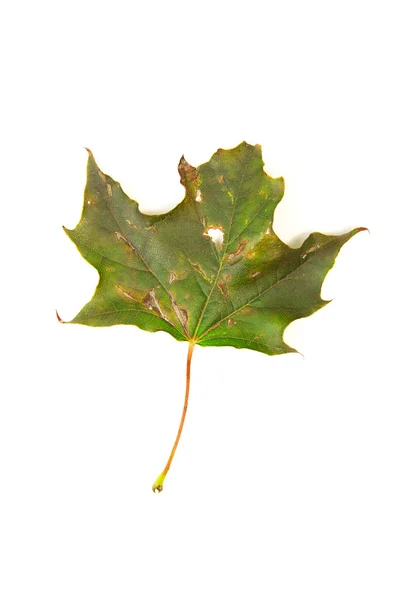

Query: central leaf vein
<box><xmin>192</xmin><ymin>145</ymin><xmax>255</xmax><ymax>340</ymax></box>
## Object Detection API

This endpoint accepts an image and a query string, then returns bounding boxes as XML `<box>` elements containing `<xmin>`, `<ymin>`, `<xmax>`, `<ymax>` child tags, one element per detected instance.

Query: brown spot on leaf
<box><xmin>302</xmin><ymin>243</ymin><xmax>321</xmax><ymax>259</ymax></box>
<box><xmin>195</xmin><ymin>189</ymin><xmax>202</xmax><ymax>202</ymax></box>
<box><xmin>218</xmin><ymin>279</ymin><xmax>229</xmax><ymax>298</ymax></box>
<box><xmin>116</xmin><ymin>286</ymin><xmax>139</xmax><ymax>302</ymax></box>
<box><xmin>251</xmin><ymin>271</ymin><xmax>261</xmax><ymax>278</ymax></box>
<box><xmin>217</xmin><ymin>273</ymin><xmax>231</xmax><ymax>298</ymax></box>
<box><xmin>228</xmin><ymin>239</ymin><xmax>248</xmax><ymax>260</ymax></box>
<box><xmin>106</xmin><ymin>183</ymin><xmax>112</xmax><ymax>197</ymax></box>
<box><xmin>169</xmin><ymin>272</ymin><xmax>176</xmax><ymax>284</ymax></box>
<box><xmin>227</xmin><ymin>318</ymin><xmax>236</xmax><ymax>327</ymax></box>
<box><xmin>189</xmin><ymin>262</ymin><xmax>210</xmax><ymax>281</ymax></box>
<box><xmin>218</xmin><ymin>175</ymin><xmax>224</xmax><ymax>183</ymax></box>
<box><xmin>98</xmin><ymin>171</ymin><xmax>106</xmax><ymax>182</ymax></box>
<box><xmin>178</xmin><ymin>156</ymin><xmax>199</xmax><ymax>186</ymax></box>
<box><xmin>115</xmin><ymin>231</ymin><xmax>136</xmax><ymax>254</ymax></box>
<box><xmin>143</xmin><ymin>288</ymin><xmax>174</xmax><ymax>326</ymax></box>
<box><xmin>168</xmin><ymin>292</ymin><xmax>189</xmax><ymax>336</ymax></box>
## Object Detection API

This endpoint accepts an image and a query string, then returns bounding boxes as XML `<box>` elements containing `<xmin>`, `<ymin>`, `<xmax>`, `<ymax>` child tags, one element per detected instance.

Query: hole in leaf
<box><xmin>205</xmin><ymin>227</ymin><xmax>224</xmax><ymax>252</ymax></box>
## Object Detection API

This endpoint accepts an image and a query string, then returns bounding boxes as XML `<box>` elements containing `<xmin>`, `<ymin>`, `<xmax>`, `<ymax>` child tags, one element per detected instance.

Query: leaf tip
<box><xmin>56</xmin><ymin>310</ymin><xmax>66</xmax><ymax>323</ymax></box>
<box><xmin>178</xmin><ymin>155</ymin><xmax>198</xmax><ymax>186</ymax></box>
<box><xmin>83</xmin><ymin>147</ymin><xmax>92</xmax><ymax>155</ymax></box>
<box><xmin>62</xmin><ymin>225</ymin><xmax>72</xmax><ymax>238</ymax></box>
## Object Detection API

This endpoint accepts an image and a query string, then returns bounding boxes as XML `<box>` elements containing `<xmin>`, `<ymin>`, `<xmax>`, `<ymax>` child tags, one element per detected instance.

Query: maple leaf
<box><xmin>61</xmin><ymin>142</ymin><xmax>365</xmax><ymax>492</ymax></box>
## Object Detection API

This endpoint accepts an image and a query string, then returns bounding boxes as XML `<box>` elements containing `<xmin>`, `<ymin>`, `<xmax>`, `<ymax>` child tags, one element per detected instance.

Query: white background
<box><xmin>1</xmin><ymin>1</ymin><xmax>400</xmax><ymax>598</ymax></box>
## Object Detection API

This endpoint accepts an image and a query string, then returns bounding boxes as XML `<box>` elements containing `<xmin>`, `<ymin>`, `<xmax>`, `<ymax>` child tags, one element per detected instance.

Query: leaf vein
<box><xmin>192</xmin><ymin>145</ymin><xmax>256</xmax><ymax>338</ymax></box>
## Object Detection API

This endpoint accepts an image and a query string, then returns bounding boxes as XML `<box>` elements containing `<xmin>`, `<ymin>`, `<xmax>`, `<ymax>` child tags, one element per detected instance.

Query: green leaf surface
<box><xmin>64</xmin><ymin>142</ymin><xmax>365</xmax><ymax>355</ymax></box>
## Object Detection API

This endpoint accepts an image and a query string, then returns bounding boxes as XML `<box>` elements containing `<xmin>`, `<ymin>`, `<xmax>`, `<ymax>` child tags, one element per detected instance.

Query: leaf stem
<box><xmin>152</xmin><ymin>342</ymin><xmax>195</xmax><ymax>493</ymax></box>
